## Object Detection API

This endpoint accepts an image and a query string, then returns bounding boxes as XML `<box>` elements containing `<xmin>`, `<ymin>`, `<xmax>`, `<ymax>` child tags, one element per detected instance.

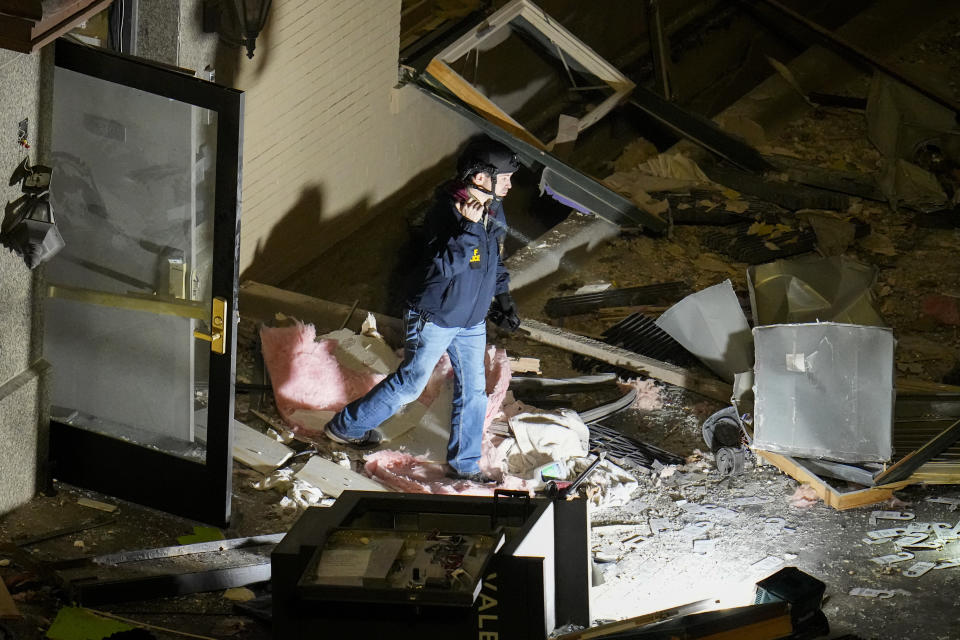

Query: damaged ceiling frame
<box><xmin>425</xmin><ymin>0</ymin><xmax>635</xmax><ymax>151</ymax></box>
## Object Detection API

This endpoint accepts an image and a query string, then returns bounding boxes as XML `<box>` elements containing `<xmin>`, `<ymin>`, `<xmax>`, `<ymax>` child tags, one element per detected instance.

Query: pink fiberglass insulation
<box><xmin>259</xmin><ymin>322</ymin><xmax>385</xmax><ymax>423</ymax></box>
<box><xmin>483</xmin><ymin>345</ymin><xmax>512</xmax><ymax>428</ymax></box>
<box><xmin>621</xmin><ymin>378</ymin><xmax>663</xmax><ymax>410</ymax></box>
<box><xmin>260</xmin><ymin>322</ymin><xmax>514</xmax><ymax>452</ymax></box>
<box><xmin>365</xmin><ymin>450</ymin><xmax>534</xmax><ymax>496</ymax></box>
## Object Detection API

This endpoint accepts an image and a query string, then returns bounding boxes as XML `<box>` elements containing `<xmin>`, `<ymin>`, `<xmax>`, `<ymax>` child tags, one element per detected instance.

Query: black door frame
<box><xmin>48</xmin><ymin>38</ymin><xmax>243</xmax><ymax>526</ymax></box>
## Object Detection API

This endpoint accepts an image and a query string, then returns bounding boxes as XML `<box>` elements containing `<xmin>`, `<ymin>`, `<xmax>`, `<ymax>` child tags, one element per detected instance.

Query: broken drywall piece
<box><xmin>551</xmin><ymin>113</ymin><xmax>580</xmax><ymax>158</ymax></box>
<box><xmin>800</xmin><ymin>210</ymin><xmax>858</xmax><ymax>256</ymax></box>
<box><xmin>508</xmin><ymin>357</ymin><xmax>541</xmax><ymax>375</ymax></box>
<box><xmin>295</xmin><ymin>455</ymin><xmax>388</xmax><ymax>498</ymax></box>
<box><xmin>716</xmin><ymin>115</ymin><xmax>767</xmax><ymax>148</ymax></box>
<box><xmin>232</xmin><ymin>419</ymin><xmax>295</xmax><ymax>473</ymax></box>
<box><xmin>654</xmin><ymin>279</ymin><xmax>754</xmax><ymax>383</ymax></box>
<box><xmin>318</xmin><ymin>327</ymin><xmax>400</xmax><ymax>375</ymax></box>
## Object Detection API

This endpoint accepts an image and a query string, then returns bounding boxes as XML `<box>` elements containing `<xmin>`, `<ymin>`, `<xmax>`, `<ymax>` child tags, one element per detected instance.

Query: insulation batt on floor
<box><xmin>259</xmin><ymin>319</ymin><xmax>636</xmax><ymax>502</ymax></box>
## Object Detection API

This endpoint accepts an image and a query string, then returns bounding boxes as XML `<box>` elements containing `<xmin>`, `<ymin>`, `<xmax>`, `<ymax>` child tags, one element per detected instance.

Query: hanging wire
<box><xmin>554</xmin><ymin>41</ymin><xmax>578</xmax><ymax>89</ymax></box>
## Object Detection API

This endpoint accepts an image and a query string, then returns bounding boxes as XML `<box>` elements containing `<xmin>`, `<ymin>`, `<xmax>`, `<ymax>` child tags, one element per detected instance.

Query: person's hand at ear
<box><xmin>456</xmin><ymin>198</ymin><xmax>484</xmax><ymax>223</ymax></box>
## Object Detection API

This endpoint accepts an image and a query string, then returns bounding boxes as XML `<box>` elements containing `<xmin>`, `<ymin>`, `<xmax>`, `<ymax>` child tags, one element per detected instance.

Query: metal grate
<box><xmin>572</xmin><ymin>312</ymin><xmax>697</xmax><ymax>375</ymax></box>
<box><xmin>589</xmin><ymin>421</ymin><xmax>685</xmax><ymax>469</ymax></box>
<box><xmin>545</xmin><ymin>282</ymin><xmax>689</xmax><ymax>318</ymax></box>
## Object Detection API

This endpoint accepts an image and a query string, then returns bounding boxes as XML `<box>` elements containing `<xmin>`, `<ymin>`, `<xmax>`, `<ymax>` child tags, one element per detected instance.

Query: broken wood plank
<box><xmin>609</xmin><ymin>602</ymin><xmax>792</xmax><ymax>640</ymax></box>
<box><xmin>897</xmin><ymin>378</ymin><xmax>960</xmax><ymax>395</ymax></box>
<box><xmin>425</xmin><ymin>59</ymin><xmax>544</xmax><ymax>149</ymax></box>
<box><xmin>873</xmin><ymin>418</ymin><xmax>960</xmax><ymax>485</ymax></box>
<box><xmin>520</xmin><ymin>319</ymin><xmax>732</xmax><ymax>402</ymax></box>
<box><xmin>239</xmin><ymin>281</ymin><xmax>403</xmax><ymax>347</ymax></box>
<box><xmin>294</xmin><ymin>456</ymin><xmax>388</xmax><ymax>498</ymax></box>
<box><xmin>508</xmin><ymin>356</ymin><xmax>541</xmax><ymax>375</ymax></box>
<box><xmin>0</xmin><ymin>576</ymin><xmax>21</xmax><ymax>620</ymax></box>
<box><xmin>909</xmin><ymin>461</ymin><xmax>960</xmax><ymax>484</ymax></box>
<box><xmin>76</xmin><ymin>498</ymin><xmax>118</xmax><ymax>513</ymax></box>
<box><xmin>555</xmin><ymin>598</ymin><xmax>720</xmax><ymax>640</ymax></box>
<box><xmin>232</xmin><ymin>419</ymin><xmax>294</xmax><ymax>474</ymax></box>
<box><xmin>757</xmin><ymin>451</ymin><xmax>911</xmax><ymax>510</ymax></box>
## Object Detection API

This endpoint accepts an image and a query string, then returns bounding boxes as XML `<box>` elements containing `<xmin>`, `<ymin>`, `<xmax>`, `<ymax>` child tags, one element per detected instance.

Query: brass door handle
<box><xmin>195</xmin><ymin>297</ymin><xmax>227</xmax><ymax>354</ymax></box>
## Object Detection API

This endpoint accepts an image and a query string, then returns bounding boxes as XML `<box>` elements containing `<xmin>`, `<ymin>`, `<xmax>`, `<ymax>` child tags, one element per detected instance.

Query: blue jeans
<box><xmin>327</xmin><ymin>308</ymin><xmax>489</xmax><ymax>475</ymax></box>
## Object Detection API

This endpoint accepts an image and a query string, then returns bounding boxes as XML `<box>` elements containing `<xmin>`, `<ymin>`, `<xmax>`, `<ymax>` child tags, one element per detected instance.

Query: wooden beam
<box><xmin>554</xmin><ymin>598</ymin><xmax>720</xmax><ymax>640</ymax></box>
<box><xmin>519</xmin><ymin>319</ymin><xmax>732</xmax><ymax>402</ymax></box>
<box><xmin>294</xmin><ymin>456</ymin><xmax>388</xmax><ymax>499</ymax></box>
<box><xmin>873</xmin><ymin>418</ymin><xmax>960</xmax><ymax>485</ymax></box>
<box><xmin>425</xmin><ymin>59</ymin><xmax>546</xmax><ymax>149</ymax></box>
<box><xmin>909</xmin><ymin>462</ymin><xmax>960</xmax><ymax>483</ymax></box>
<box><xmin>238</xmin><ymin>281</ymin><xmax>404</xmax><ymax>348</ymax></box>
<box><xmin>897</xmin><ymin>378</ymin><xmax>960</xmax><ymax>395</ymax></box>
<box><xmin>757</xmin><ymin>451</ymin><xmax>911</xmax><ymax>510</ymax></box>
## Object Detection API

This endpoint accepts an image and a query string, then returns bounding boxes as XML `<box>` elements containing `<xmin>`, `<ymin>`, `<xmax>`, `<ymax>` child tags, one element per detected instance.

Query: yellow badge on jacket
<box><xmin>469</xmin><ymin>247</ymin><xmax>481</xmax><ymax>269</ymax></box>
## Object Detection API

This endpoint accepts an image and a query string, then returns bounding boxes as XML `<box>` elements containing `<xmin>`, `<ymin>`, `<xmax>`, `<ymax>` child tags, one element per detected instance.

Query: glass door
<box><xmin>44</xmin><ymin>39</ymin><xmax>243</xmax><ymax>526</ymax></box>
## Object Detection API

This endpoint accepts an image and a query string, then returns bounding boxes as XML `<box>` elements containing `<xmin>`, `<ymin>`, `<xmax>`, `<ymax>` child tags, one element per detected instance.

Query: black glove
<box><xmin>489</xmin><ymin>292</ymin><xmax>521</xmax><ymax>332</ymax></box>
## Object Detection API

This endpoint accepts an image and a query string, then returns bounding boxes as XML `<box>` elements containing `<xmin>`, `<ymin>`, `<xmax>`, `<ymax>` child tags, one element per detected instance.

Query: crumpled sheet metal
<box><xmin>654</xmin><ymin>279</ymin><xmax>753</xmax><ymax>383</ymax></box>
<box><xmin>751</xmin><ymin>322</ymin><xmax>894</xmax><ymax>464</ymax></box>
<box><xmin>747</xmin><ymin>255</ymin><xmax>885</xmax><ymax>327</ymax></box>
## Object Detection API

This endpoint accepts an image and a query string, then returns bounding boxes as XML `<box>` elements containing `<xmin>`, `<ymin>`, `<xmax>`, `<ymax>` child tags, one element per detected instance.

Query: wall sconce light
<box><xmin>203</xmin><ymin>0</ymin><xmax>273</xmax><ymax>59</ymax></box>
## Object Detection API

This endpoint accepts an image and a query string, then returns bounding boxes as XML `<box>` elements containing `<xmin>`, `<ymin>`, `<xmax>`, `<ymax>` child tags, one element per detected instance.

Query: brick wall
<box><xmin>233</xmin><ymin>0</ymin><xmax>477</xmax><ymax>284</ymax></box>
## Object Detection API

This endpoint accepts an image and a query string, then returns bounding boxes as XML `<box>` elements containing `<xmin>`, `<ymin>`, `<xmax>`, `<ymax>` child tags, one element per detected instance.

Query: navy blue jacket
<box><xmin>407</xmin><ymin>183</ymin><xmax>510</xmax><ymax>328</ymax></box>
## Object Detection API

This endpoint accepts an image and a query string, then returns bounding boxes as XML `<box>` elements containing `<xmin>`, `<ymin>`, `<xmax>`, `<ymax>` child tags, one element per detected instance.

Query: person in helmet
<box><xmin>324</xmin><ymin>136</ymin><xmax>521</xmax><ymax>482</ymax></box>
